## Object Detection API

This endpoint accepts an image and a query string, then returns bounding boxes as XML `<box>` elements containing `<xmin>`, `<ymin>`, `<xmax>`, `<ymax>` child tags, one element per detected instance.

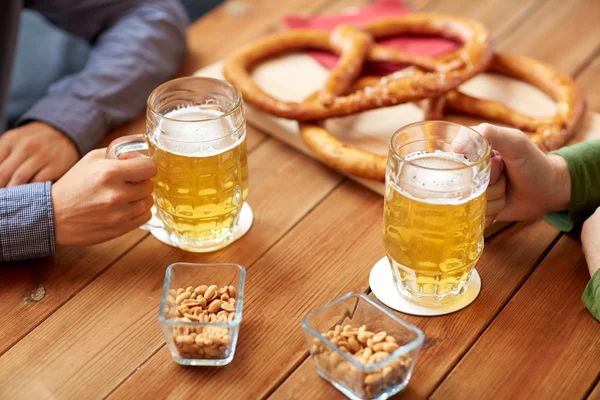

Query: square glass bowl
<box><xmin>302</xmin><ymin>292</ymin><xmax>424</xmax><ymax>400</ymax></box>
<box><xmin>158</xmin><ymin>263</ymin><xmax>245</xmax><ymax>366</ymax></box>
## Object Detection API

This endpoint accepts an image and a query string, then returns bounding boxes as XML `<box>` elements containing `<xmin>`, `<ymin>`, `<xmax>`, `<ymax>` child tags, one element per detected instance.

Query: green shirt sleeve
<box><xmin>544</xmin><ymin>139</ymin><xmax>600</xmax><ymax>322</ymax></box>
<box><xmin>583</xmin><ymin>270</ymin><xmax>600</xmax><ymax>321</ymax></box>
<box><xmin>545</xmin><ymin>139</ymin><xmax>600</xmax><ymax>232</ymax></box>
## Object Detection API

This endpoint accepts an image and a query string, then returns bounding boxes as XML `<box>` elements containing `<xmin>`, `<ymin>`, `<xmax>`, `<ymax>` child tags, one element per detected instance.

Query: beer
<box><xmin>384</xmin><ymin>151</ymin><xmax>486</xmax><ymax>305</ymax></box>
<box><xmin>149</xmin><ymin>106</ymin><xmax>248</xmax><ymax>251</ymax></box>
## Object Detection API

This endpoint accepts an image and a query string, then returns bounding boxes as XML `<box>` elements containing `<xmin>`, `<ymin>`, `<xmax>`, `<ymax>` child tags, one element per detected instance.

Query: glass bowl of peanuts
<box><xmin>159</xmin><ymin>262</ymin><xmax>245</xmax><ymax>366</ymax></box>
<box><xmin>302</xmin><ymin>292</ymin><xmax>424</xmax><ymax>400</ymax></box>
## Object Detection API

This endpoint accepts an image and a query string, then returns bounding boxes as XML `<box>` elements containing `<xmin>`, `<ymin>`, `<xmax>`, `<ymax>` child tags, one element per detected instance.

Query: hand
<box><xmin>582</xmin><ymin>207</ymin><xmax>600</xmax><ymax>277</ymax></box>
<box><xmin>472</xmin><ymin>124</ymin><xmax>572</xmax><ymax>225</ymax></box>
<box><xmin>0</xmin><ymin>122</ymin><xmax>79</xmax><ymax>188</ymax></box>
<box><xmin>52</xmin><ymin>149</ymin><xmax>157</xmax><ymax>246</ymax></box>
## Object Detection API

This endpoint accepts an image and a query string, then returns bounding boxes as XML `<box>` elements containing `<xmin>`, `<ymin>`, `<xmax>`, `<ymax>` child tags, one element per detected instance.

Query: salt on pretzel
<box><xmin>224</xmin><ymin>14</ymin><xmax>493</xmax><ymax>121</ymax></box>
<box><xmin>426</xmin><ymin>53</ymin><xmax>586</xmax><ymax>151</ymax></box>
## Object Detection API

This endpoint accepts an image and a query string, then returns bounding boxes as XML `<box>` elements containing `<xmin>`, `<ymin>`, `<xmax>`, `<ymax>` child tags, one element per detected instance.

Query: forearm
<box><xmin>19</xmin><ymin>0</ymin><xmax>188</xmax><ymax>154</ymax></box>
<box><xmin>0</xmin><ymin>182</ymin><xmax>56</xmax><ymax>262</ymax></box>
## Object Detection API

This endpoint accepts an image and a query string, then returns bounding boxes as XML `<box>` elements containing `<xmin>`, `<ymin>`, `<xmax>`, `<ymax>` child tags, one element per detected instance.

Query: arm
<box><xmin>0</xmin><ymin>183</ymin><xmax>56</xmax><ymax>262</ymax></box>
<box><xmin>19</xmin><ymin>0</ymin><xmax>188</xmax><ymax>154</ymax></box>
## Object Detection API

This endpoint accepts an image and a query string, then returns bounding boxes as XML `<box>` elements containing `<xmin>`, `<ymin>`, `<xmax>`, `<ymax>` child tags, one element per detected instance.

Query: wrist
<box><xmin>548</xmin><ymin>154</ymin><xmax>571</xmax><ymax>212</ymax></box>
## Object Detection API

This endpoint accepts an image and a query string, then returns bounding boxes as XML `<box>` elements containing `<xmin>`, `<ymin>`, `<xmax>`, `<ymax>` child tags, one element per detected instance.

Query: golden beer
<box><xmin>149</xmin><ymin>106</ymin><xmax>248</xmax><ymax>251</ymax></box>
<box><xmin>384</xmin><ymin>122</ymin><xmax>490</xmax><ymax>305</ymax></box>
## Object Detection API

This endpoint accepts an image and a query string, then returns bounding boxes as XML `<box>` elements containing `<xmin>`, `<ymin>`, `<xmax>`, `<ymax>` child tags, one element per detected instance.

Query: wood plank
<box><xmin>0</xmin><ymin>138</ymin><xmax>341</xmax><ymax>400</ymax></box>
<box><xmin>497</xmin><ymin>0</ymin><xmax>600</xmax><ymax>74</ymax></box>
<box><xmin>270</xmin><ymin>0</ymin><xmax>600</xmax><ymax>398</ymax></box>
<box><xmin>431</xmin><ymin>236</ymin><xmax>600</xmax><ymax>400</ymax></box>
<box><xmin>589</xmin><ymin>381</ymin><xmax>600</xmax><ymax>400</ymax></box>
<box><xmin>577</xmin><ymin>54</ymin><xmax>600</xmax><ymax>113</ymax></box>
<box><xmin>0</xmin><ymin>230</ymin><xmax>145</xmax><ymax>356</ymax></box>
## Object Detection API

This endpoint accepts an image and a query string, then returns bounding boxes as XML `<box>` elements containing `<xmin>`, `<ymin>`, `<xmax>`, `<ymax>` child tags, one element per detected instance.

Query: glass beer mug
<box><xmin>383</xmin><ymin>121</ymin><xmax>490</xmax><ymax>306</ymax></box>
<box><xmin>107</xmin><ymin>77</ymin><xmax>248</xmax><ymax>253</ymax></box>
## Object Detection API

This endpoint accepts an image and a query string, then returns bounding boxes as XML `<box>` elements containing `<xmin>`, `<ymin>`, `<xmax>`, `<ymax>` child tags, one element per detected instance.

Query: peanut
<box><xmin>312</xmin><ymin>323</ymin><xmax>412</xmax><ymax>398</ymax></box>
<box><xmin>168</xmin><ymin>283</ymin><xmax>239</xmax><ymax>361</ymax></box>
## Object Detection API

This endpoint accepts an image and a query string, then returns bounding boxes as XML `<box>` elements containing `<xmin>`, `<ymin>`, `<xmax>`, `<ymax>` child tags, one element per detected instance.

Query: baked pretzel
<box><xmin>224</xmin><ymin>14</ymin><xmax>493</xmax><ymax>121</ymax></box>
<box><xmin>299</xmin><ymin>53</ymin><xmax>585</xmax><ymax>181</ymax></box>
<box><xmin>425</xmin><ymin>53</ymin><xmax>586</xmax><ymax>151</ymax></box>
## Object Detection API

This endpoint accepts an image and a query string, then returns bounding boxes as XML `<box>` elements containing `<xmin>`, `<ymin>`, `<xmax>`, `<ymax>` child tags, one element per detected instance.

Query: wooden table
<box><xmin>1</xmin><ymin>0</ymin><xmax>600</xmax><ymax>399</ymax></box>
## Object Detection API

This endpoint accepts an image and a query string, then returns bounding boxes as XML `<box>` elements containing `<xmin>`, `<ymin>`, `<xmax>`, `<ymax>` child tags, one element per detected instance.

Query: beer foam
<box><xmin>391</xmin><ymin>151</ymin><xmax>487</xmax><ymax>204</ymax></box>
<box><xmin>151</xmin><ymin>105</ymin><xmax>244</xmax><ymax>157</ymax></box>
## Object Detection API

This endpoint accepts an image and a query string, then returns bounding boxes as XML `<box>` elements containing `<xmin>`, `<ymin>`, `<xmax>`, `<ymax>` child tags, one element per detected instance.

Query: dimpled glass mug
<box><xmin>383</xmin><ymin>121</ymin><xmax>490</xmax><ymax>306</ymax></box>
<box><xmin>107</xmin><ymin>77</ymin><xmax>250</xmax><ymax>253</ymax></box>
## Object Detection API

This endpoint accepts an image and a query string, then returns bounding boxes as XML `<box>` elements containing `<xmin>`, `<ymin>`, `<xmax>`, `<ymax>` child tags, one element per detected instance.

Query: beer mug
<box><xmin>383</xmin><ymin>121</ymin><xmax>490</xmax><ymax>306</ymax></box>
<box><xmin>107</xmin><ymin>77</ymin><xmax>248</xmax><ymax>252</ymax></box>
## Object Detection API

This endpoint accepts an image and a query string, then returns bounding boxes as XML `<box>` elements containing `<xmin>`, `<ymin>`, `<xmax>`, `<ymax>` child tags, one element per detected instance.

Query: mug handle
<box><xmin>105</xmin><ymin>134</ymin><xmax>162</xmax><ymax>232</ymax></box>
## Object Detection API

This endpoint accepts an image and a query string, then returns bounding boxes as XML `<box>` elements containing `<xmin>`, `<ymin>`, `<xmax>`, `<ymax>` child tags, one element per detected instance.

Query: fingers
<box><xmin>32</xmin><ymin>167</ymin><xmax>58</xmax><ymax>183</ymax></box>
<box><xmin>126</xmin><ymin>209</ymin><xmax>154</xmax><ymax>231</ymax></box>
<box><xmin>110</xmin><ymin>157</ymin><xmax>157</xmax><ymax>183</ymax></box>
<box><xmin>129</xmin><ymin>196</ymin><xmax>154</xmax><ymax>217</ymax></box>
<box><xmin>0</xmin><ymin>152</ymin><xmax>27</xmax><ymax>187</ymax></box>
<box><xmin>489</xmin><ymin>155</ymin><xmax>505</xmax><ymax>186</ymax></box>
<box><xmin>487</xmin><ymin>172</ymin><xmax>506</xmax><ymax>201</ymax></box>
<box><xmin>124</xmin><ymin>180</ymin><xmax>154</xmax><ymax>202</ymax></box>
<box><xmin>486</xmin><ymin>197</ymin><xmax>506</xmax><ymax>227</ymax></box>
<box><xmin>473</xmin><ymin>123</ymin><xmax>542</xmax><ymax>162</ymax></box>
<box><xmin>7</xmin><ymin>158</ymin><xmax>43</xmax><ymax>187</ymax></box>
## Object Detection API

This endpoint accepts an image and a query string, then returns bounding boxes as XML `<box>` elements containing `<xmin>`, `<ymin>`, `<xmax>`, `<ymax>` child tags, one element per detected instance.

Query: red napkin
<box><xmin>284</xmin><ymin>0</ymin><xmax>458</xmax><ymax>76</ymax></box>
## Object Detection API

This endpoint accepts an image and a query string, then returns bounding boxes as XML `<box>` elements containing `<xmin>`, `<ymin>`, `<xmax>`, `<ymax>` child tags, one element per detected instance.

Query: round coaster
<box><xmin>143</xmin><ymin>203</ymin><xmax>254</xmax><ymax>250</ymax></box>
<box><xmin>369</xmin><ymin>257</ymin><xmax>481</xmax><ymax>316</ymax></box>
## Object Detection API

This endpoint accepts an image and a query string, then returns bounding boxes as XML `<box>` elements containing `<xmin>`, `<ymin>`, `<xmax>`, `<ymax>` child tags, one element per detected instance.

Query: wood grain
<box><xmin>0</xmin><ymin>230</ymin><xmax>146</xmax><ymax>356</ymax></box>
<box><xmin>589</xmin><ymin>382</ymin><xmax>600</xmax><ymax>400</ymax></box>
<box><xmin>0</xmin><ymin>139</ymin><xmax>341</xmax><ymax>400</ymax></box>
<box><xmin>431</xmin><ymin>235</ymin><xmax>600</xmax><ymax>400</ymax></box>
<box><xmin>109</xmin><ymin>180</ymin><xmax>385</xmax><ymax>400</ymax></box>
<box><xmin>269</xmin><ymin>219</ymin><xmax>560</xmax><ymax>400</ymax></box>
<box><xmin>577</xmin><ymin>54</ymin><xmax>600</xmax><ymax>112</ymax></box>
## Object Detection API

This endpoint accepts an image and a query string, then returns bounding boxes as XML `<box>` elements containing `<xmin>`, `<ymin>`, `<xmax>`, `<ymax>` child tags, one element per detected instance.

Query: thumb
<box><xmin>473</xmin><ymin>123</ymin><xmax>541</xmax><ymax>162</ymax></box>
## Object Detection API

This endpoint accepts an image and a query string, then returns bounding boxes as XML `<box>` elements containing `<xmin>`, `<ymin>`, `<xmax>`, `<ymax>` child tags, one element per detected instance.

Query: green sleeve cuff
<box><xmin>583</xmin><ymin>270</ymin><xmax>600</xmax><ymax>321</ymax></box>
<box><xmin>545</xmin><ymin>141</ymin><xmax>600</xmax><ymax>232</ymax></box>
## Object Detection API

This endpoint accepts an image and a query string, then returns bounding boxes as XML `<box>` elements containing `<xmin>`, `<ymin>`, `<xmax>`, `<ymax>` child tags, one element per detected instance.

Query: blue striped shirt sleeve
<box><xmin>0</xmin><ymin>182</ymin><xmax>56</xmax><ymax>262</ymax></box>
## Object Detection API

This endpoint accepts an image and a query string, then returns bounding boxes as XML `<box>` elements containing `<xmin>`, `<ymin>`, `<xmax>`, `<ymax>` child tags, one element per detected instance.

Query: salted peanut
<box><xmin>219</xmin><ymin>286</ymin><xmax>228</xmax><ymax>295</ymax></box>
<box><xmin>204</xmin><ymin>285</ymin><xmax>218</xmax><ymax>301</ymax></box>
<box><xmin>385</xmin><ymin>335</ymin><xmax>397</xmax><ymax>343</ymax></box>
<box><xmin>166</xmin><ymin>294</ymin><xmax>176</xmax><ymax>305</ymax></box>
<box><xmin>228</xmin><ymin>312</ymin><xmax>235</xmax><ymax>322</ymax></box>
<box><xmin>366</xmin><ymin>338</ymin><xmax>374</xmax><ymax>348</ymax></box>
<box><xmin>204</xmin><ymin>346</ymin><xmax>221</xmax><ymax>357</ymax></box>
<box><xmin>208</xmin><ymin>300</ymin><xmax>222</xmax><ymax>314</ymax></box>
<box><xmin>343</xmin><ymin>324</ymin><xmax>353</xmax><ymax>333</ymax></box>
<box><xmin>177</xmin><ymin>305</ymin><xmax>190</xmax><ymax>316</ymax></box>
<box><xmin>339</xmin><ymin>346</ymin><xmax>350</xmax><ymax>353</ymax></box>
<box><xmin>334</xmin><ymin>325</ymin><xmax>343</xmax><ymax>337</ymax></box>
<box><xmin>228</xmin><ymin>298</ymin><xmax>236</xmax><ymax>305</ymax></box>
<box><xmin>358</xmin><ymin>331</ymin><xmax>374</xmax><ymax>344</ymax></box>
<box><xmin>373</xmin><ymin>351</ymin><xmax>389</xmax><ymax>363</ymax></box>
<box><xmin>176</xmin><ymin>335</ymin><xmax>194</xmax><ymax>345</ymax></box>
<box><xmin>362</xmin><ymin>347</ymin><xmax>373</xmax><ymax>360</ymax></box>
<box><xmin>364</xmin><ymin>373</ymin><xmax>382</xmax><ymax>385</ymax></box>
<box><xmin>383</xmin><ymin>342</ymin><xmax>399</xmax><ymax>353</ymax></box>
<box><xmin>210</xmin><ymin>314</ymin><xmax>218</xmax><ymax>322</ymax></box>
<box><xmin>195</xmin><ymin>285</ymin><xmax>208</xmax><ymax>295</ymax></box>
<box><xmin>372</xmin><ymin>343</ymin><xmax>385</xmax><ymax>352</ymax></box>
<box><xmin>348</xmin><ymin>337</ymin><xmax>360</xmax><ymax>353</ymax></box>
<box><xmin>193</xmin><ymin>307</ymin><xmax>202</xmax><ymax>317</ymax></box>
<box><xmin>182</xmin><ymin>299</ymin><xmax>199</xmax><ymax>307</ymax></box>
<box><xmin>204</xmin><ymin>337</ymin><xmax>214</xmax><ymax>346</ymax></box>
<box><xmin>228</xmin><ymin>285</ymin><xmax>237</xmax><ymax>299</ymax></box>
<box><xmin>220</xmin><ymin>293</ymin><xmax>230</xmax><ymax>302</ymax></box>
<box><xmin>372</xmin><ymin>331</ymin><xmax>387</xmax><ymax>344</ymax></box>
<box><xmin>337</xmin><ymin>340</ymin><xmax>349</xmax><ymax>349</ymax></box>
<box><xmin>216</xmin><ymin>310</ymin><xmax>227</xmax><ymax>319</ymax></box>
<box><xmin>184</xmin><ymin>313</ymin><xmax>200</xmax><ymax>321</ymax></box>
<box><xmin>382</xmin><ymin>366</ymin><xmax>393</xmax><ymax>378</ymax></box>
<box><xmin>176</xmin><ymin>288</ymin><xmax>185</xmax><ymax>296</ymax></box>
<box><xmin>222</xmin><ymin>334</ymin><xmax>232</xmax><ymax>344</ymax></box>
<box><xmin>197</xmin><ymin>297</ymin><xmax>208</xmax><ymax>308</ymax></box>
<box><xmin>221</xmin><ymin>302</ymin><xmax>235</xmax><ymax>312</ymax></box>
<box><xmin>218</xmin><ymin>345</ymin><xmax>228</xmax><ymax>352</ymax></box>
<box><xmin>186</xmin><ymin>286</ymin><xmax>194</xmax><ymax>293</ymax></box>
<box><xmin>195</xmin><ymin>335</ymin><xmax>205</xmax><ymax>346</ymax></box>
<box><xmin>175</xmin><ymin>291</ymin><xmax>191</xmax><ymax>305</ymax></box>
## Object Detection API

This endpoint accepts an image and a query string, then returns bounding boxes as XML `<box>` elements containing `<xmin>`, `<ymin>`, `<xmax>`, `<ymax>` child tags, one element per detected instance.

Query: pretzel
<box><xmin>224</xmin><ymin>14</ymin><xmax>493</xmax><ymax>121</ymax></box>
<box><xmin>424</xmin><ymin>53</ymin><xmax>586</xmax><ymax>151</ymax></box>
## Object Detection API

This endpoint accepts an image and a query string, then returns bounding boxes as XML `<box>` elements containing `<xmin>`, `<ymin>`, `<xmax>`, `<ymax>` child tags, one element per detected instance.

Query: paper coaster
<box><xmin>143</xmin><ymin>203</ymin><xmax>254</xmax><ymax>251</ymax></box>
<box><xmin>369</xmin><ymin>257</ymin><xmax>481</xmax><ymax>316</ymax></box>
